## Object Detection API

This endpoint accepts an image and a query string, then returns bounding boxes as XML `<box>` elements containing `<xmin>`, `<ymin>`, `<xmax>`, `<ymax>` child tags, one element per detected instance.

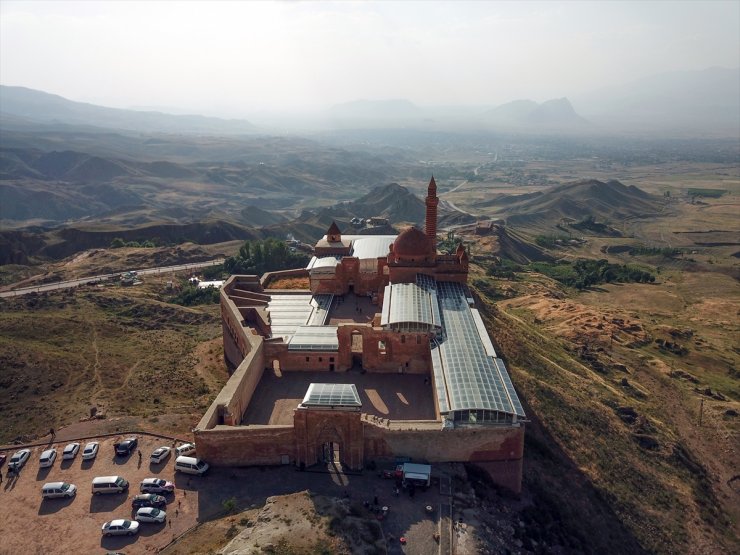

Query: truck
<box><xmin>399</xmin><ymin>462</ymin><xmax>431</xmax><ymax>488</ymax></box>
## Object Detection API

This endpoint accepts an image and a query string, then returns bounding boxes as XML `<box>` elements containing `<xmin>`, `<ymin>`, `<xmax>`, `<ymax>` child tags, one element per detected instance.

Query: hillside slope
<box><xmin>473</xmin><ymin>271</ymin><xmax>739</xmax><ymax>554</ymax></box>
<box><xmin>477</xmin><ymin>179</ymin><xmax>665</xmax><ymax>231</ymax></box>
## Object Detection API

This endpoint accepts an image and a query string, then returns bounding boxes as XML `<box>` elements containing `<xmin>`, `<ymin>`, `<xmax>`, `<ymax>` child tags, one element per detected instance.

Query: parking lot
<box><xmin>0</xmin><ymin>435</ymin><xmax>202</xmax><ymax>555</ymax></box>
<box><xmin>1</xmin><ymin>434</ymin><xmax>452</xmax><ymax>555</ymax></box>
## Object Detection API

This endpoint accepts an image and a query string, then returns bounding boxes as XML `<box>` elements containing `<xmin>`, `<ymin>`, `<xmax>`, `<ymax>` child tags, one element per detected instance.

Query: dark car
<box><xmin>114</xmin><ymin>437</ymin><xmax>138</xmax><ymax>456</ymax></box>
<box><xmin>131</xmin><ymin>493</ymin><xmax>167</xmax><ymax>509</ymax></box>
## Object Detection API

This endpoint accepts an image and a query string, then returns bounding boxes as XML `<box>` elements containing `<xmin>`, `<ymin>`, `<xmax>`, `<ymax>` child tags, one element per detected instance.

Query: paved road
<box><xmin>0</xmin><ymin>258</ymin><xmax>225</xmax><ymax>298</ymax></box>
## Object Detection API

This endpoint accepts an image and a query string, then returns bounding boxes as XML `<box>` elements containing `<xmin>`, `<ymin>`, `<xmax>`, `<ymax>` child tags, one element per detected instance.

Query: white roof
<box><xmin>197</xmin><ymin>280</ymin><xmax>224</xmax><ymax>289</ymax></box>
<box><xmin>306</xmin><ymin>256</ymin><xmax>340</xmax><ymax>270</ymax></box>
<box><xmin>349</xmin><ymin>235</ymin><xmax>396</xmax><ymax>260</ymax></box>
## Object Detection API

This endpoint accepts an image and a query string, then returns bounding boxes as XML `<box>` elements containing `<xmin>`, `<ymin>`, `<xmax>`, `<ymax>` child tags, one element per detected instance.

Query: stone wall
<box><xmin>195</xmin><ymin>425</ymin><xmax>296</xmax><ymax>466</ymax></box>
<box><xmin>294</xmin><ymin>409</ymin><xmax>364</xmax><ymax>471</ymax></box>
<box><xmin>264</xmin><ymin>342</ymin><xmax>341</xmax><ymax>372</ymax></box>
<box><xmin>260</xmin><ymin>268</ymin><xmax>309</xmax><ymax>288</ymax></box>
<box><xmin>310</xmin><ymin>257</ymin><xmax>389</xmax><ymax>297</ymax></box>
<box><xmin>337</xmin><ymin>325</ymin><xmax>431</xmax><ymax>373</ymax></box>
<box><xmin>363</xmin><ymin>422</ymin><xmax>525</xmax><ymax>493</ymax></box>
<box><xmin>198</xmin><ymin>277</ymin><xmax>267</xmax><ymax>428</ymax></box>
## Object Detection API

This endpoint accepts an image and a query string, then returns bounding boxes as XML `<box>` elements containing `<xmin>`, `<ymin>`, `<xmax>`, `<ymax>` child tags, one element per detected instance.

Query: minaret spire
<box><xmin>425</xmin><ymin>176</ymin><xmax>439</xmax><ymax>246</ymax></box>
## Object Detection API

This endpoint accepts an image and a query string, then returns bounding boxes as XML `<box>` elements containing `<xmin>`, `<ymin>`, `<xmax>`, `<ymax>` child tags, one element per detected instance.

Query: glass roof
<box><xmin>288</xmin><ymin>326</ymin><xmax>339</xmax><ymax>351</ymax></box>
<box><xmin>381</xmin><ymin>282</ymin><xmax>440</xmax><ymax>329</ymax></box>
<box><xmin>267</xmin><ymin>293</ymin><xmax>333</xmax><ymax>340</ymax></box>
<box><xmin>431</xmin><ymin>280</ymin><xmax>525</xmax><ymax>418</ymax></box>
<box><xmin>301</xmin><ymin>383</ymin><xmax>361</xmax><ymax>407</ymax></box>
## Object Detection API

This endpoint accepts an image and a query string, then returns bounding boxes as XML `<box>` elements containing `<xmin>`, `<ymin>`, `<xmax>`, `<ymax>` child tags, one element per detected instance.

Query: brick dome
<box><xmin>392</xmin><ymin>226</ymin><xmax>432</xmax><ymax>256</ymax></box>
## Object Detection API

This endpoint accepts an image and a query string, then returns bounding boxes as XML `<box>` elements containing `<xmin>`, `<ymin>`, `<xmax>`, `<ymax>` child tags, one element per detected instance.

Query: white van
<box><xmin>91</xmin><ymin>475</ymin><xmax>129</xmax><ymax>495</ymax></box>
<box><xmin>174</xmin><ymin>455</ymin><xmax>209</xmax><ymax>476</ymax></box>
<box><xmin>175</xmin><ymin>443</ymin><xmax>196</xmax><ymax>457</ymax></box>
<box><xmin>42</xmin><ymin>481</ymin><xmax>77</xmax><ymax>499</ymax></box>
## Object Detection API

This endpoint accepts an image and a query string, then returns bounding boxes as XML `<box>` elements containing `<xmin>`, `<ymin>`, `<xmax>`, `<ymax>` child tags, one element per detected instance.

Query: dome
<box><xmin>392</xmin><ymin>226</ymin><xmax>431</xmax><ymax>257</ymax></box>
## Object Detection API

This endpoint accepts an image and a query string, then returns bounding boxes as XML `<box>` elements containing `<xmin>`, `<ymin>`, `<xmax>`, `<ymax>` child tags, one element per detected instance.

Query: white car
<box><xmin>101</xmin><ymin>519</ymin><xmax>139</xmax><ymax>537</ymax></box>
<box><xmin>62</xmin><ymin>442</ymin><xmax>80</xmax><ymax>460</ymax></box>
<box><xmin>175</xmin><ymin>443</ymin><xmax>196</xmax><ymax>457</ymax></box>
<box><xmin>39</xmin><ymin>448</ymin><xmax>57</xmax><ymax>468</ymax></box>
<box><xmin>135</xmin><ymin>507</ymin><xmax>167</xmax><ymax>523</ymax></box>
<box><xmin>81</xmin><ymin>441</ymin><xmax>99</xmax><ymax>460</ymax></box>
<box><xmin>150</xmin><ymin>446</ymin><xmax>171</xmax><ymax>464</ymax></box>
<box><xmin>8</xmin><ymin>449</ymin><xmax>31</xmax><ymax>471</ymax></box>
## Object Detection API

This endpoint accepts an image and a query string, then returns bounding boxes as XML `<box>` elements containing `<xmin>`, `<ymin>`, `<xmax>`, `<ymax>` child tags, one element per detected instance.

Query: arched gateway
<box><xmin>293</xmin><ymin>383</ymin><xmax>364</xmax><ymax>470</ymax></box>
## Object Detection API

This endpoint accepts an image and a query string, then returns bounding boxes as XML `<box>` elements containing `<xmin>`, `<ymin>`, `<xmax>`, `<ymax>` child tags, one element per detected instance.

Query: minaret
<box><xmin>425</xmin><ymin>176</ymin><xmax>439</xmax><ymax>245</ymax></box>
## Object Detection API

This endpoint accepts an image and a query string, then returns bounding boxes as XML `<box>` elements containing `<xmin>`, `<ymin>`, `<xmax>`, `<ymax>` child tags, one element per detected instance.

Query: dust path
<box><xmin>88</xmin><ymin>320</ymin><xmax>104</xmax><ymax>406</ymax></box>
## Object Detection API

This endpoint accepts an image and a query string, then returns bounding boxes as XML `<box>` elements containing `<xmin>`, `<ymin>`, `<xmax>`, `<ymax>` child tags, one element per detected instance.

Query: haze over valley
<box><xmin>0</xmin><ymin>2</ymin><xmax>738</xmax><ymax>554</ymax></box>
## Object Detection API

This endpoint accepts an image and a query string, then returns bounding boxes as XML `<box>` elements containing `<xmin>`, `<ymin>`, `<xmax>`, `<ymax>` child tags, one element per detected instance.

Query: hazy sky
<box><xmin>1</xmin><ymin>0</ymin><xmax>738</xmax><ymax>116</ymax></box>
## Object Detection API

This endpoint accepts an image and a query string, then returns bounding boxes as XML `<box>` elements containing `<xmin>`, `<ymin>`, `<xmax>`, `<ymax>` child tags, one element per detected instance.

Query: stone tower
<box><xmin>425</xmin><ymin>176</ymin><xmax>439</xmax><ymax>245</ymax></box>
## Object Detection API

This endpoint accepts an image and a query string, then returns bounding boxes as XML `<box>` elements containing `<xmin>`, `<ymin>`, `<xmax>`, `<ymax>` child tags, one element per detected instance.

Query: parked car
<box><xmin>39</xmin><ymin>448</ymin><xmax>57</xmax><ymax>468</ymax></box>
<box><xmin>131</xmin><ymin>493</ymin><xmax>167</xmax><ymax>509</ymax></box>
<box><xmin>42</xmin><ymin>481</ymin><xmax>77</xmax><ymax>499</ymax></box>
<box><xmin>140</xmin><ymin>477</ymin><xmax>175</xmax><ymax>494</ymax></box>
<box><xmin>175</xmin><ymin>443</ymin><xmax>196</xmax><ymax>457</ymax></box>
<box><xmin>101</xmin><ymin>519</ymin><xmax>139</xmax><ymax>537</ymax></box>
<box><xmin>81</xmin><ymin>441</ymin><xmax>99</xmax><ymax>460</ymax></box>
<box><xmin>0</xmin><ymin>453</ymin><xmax>6</xmax><ymax>467</ymax></box>
<box><xmin>8</xmin><ymin>449</ymin><xmax>31</xmax><ymax>471</ymax></box>
<box><xmin>150</xmin><ymin>446</ymin><xmax>171</xmax><ymax>464</ymax></box>
<box><xmin>135</xmin><ymin>507</ymin><xmax>167</xmax><ymax>523</ymax></box>
<box><xmin>114</xmin><ymin>437</ymin><xmax>138</xmax><ymax>456</ymax></box>
<box><xmin>62</xmin><ymin>442</ymin><xmax>80</xmax><ymax>460</ymax></box>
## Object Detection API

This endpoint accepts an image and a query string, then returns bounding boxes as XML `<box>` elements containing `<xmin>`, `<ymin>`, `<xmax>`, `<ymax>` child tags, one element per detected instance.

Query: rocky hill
<box><xmin>270</xmin><ymin>183</ymin><xmax>476</xmax><ymax>242</ymax></box>
<box><xmin>477</xmin><ymin>179</ymin><xmax>664</xmax><ymax>232</ymax></box>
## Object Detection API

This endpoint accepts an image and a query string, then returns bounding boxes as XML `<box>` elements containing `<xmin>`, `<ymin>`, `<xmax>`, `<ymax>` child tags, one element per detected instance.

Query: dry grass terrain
<box><xmin>461</xmin><ymin>184</ymin><xmax>739</xmax><ymax>553</ymax></box>
<box><xmin>0</xmin><ymin>273</ymin><xmax>227</xmax><ymax>444</ymax></box>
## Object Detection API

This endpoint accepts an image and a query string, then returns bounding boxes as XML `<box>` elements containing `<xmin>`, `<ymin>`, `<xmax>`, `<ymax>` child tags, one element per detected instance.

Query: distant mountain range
<box><xmin>0</xmin><ymin>85</ymin><xmax>258</xmax><ymax>135</ymax></box>
<box><xmin>3</xmin><ymin>66</ymin><xmax>737</xmax><ymax>137</ymax></box>
<box><xmin>482</xmin><ymin>98</ymin><xmax>588</xmax><ymax>128</ymax></box>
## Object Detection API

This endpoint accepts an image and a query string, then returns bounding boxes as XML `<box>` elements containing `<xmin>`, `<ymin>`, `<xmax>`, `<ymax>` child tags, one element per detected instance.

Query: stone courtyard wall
<box><xmin>195</xmin><ymin>425</ymin><xmax>296</xmax><ymax>466</ymax></box>
<box><xmin>363</xmin><ymin>422</ymin><xmax>525</xmax><ymax>493</ymax></box>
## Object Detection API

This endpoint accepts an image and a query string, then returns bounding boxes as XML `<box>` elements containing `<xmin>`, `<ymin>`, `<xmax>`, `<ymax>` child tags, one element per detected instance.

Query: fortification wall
<box><xmin>197</xmin><ymin>278</ymin><xmax>266</xmax><ymax>429</ymax></box>
<box><xmin>363</xmin><ymin>423</ymin><xmax>525</xmax><ymax>493</ymax></box>
<box><xmin>194</xmin><ymin>425</ymin><xmax>295</xmax><ymax>466</ymax></box>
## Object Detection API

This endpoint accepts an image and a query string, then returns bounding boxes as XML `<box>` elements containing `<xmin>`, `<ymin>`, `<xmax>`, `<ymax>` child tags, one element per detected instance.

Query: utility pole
<box><xmin>698</xmin><ymin>398</ymin><xmax>704</xmax><ymax>427</ymax></box>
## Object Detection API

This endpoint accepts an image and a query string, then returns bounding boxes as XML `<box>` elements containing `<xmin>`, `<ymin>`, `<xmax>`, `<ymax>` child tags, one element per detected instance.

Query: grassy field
<box><xmin>0</xmin><ymin>275</ymin><xmax>226</xmax><ymax>444</ymax></box>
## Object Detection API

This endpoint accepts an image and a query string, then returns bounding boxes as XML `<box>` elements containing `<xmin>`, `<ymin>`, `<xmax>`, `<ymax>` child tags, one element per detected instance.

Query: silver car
<box><xmin>150</xmin><ymin>446</ymin><xmax>171</xmax><ymax>464</ymax></box>
<box><xmin>101</xmin><ymin>519</ymin><xmax>140</xmax><ymax>537</ymax></box>
<box><xmin>8</xmin><ymin>448</ymin><xmax>31</xmax><ymax>471</ymax></box>
<box><xmin>135</xmin><ymin>507</ymin><xmax>167</xmax><ymax>523</ymax></box>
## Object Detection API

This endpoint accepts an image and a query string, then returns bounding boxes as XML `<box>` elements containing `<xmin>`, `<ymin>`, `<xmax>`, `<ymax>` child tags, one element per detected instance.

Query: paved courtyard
<box><xmin>242</xmin><ymin>369</ymin><xmax>437</xmax><ymax>425</ymax></box>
